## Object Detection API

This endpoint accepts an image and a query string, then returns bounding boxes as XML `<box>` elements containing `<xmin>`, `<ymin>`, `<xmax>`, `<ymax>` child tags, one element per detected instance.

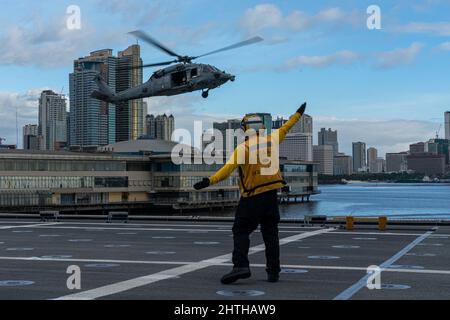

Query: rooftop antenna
<box><xmin>15</xmin><ymin>105</ymin><xmax>18</xmax><ymax>147</ymax></box>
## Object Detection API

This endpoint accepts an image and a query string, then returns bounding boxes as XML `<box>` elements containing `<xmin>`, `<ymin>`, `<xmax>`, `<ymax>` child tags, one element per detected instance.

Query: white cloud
<box><xmin>314</xmin><ymin>117</ymin><xmax>438</xmax><ymax>156</ymax></box>
<box><xmin>392</xmin><ymin>22</ymin><xmax>450</xmax><ymax>36</ymax></box>
<box><xmin>240</xmin><ymin>4</ymin><xmax>360</xmax><ymax>41</ymax></box>
<box><xmin>280</xmin><ymin>50</ymin><xmax>360</xmax><ymax>70</ymax></box>
<box><xmin>0</xmin><ymin>89</ymin><xmax>49</xmax><ymax>147</ymax></box>
<box><xmin>436</xmin><ymin>41</ymin><xmax>450</xmax><ymax>51</ymax></box>
<box><xmin>144</xmin><ymin>95</ymin><xmax>238</xmax><ymax>145</ymax></box>
<box><xmin>0</xmin><ymin>16</ymin><xmax>123</xmax><ymax>68</ymax></box>
<box><xmin>375</xmin><ymin>43</ymin><xmax>424</xmax><ymax>69</ymax></box>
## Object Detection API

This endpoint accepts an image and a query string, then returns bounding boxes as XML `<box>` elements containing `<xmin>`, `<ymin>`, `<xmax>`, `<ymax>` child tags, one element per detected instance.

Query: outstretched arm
<box><xmin>194</xmin><ymin>148</ymin><xmax>240</xmax><ymax>190</ymax></box>
<box><xmin>276</xmin><ymin>102</ymin><xmax>307</xmax><ymax>143</ymax></box>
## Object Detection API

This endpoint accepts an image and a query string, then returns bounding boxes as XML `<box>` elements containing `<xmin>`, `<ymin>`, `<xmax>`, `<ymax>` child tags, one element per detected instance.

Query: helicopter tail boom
<box><xmin>91</xmin><ymin>75</ymin><xmax>117</xmax><ymax>103</ymax></box>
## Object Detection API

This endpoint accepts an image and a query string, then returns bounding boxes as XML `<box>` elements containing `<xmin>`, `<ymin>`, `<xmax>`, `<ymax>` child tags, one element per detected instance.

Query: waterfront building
<box><xmin>23</xmin><ymin>124</ymin><xmax>39</xmax><ymax>150</ymax></box>
<box><xmin>385</xmin><ymin>152</ymin><xmax>408</xmax><ymax>173</ymax></box>
<box><xmin>406</xmin><ymin>153</ymin><xmax>446</xmax><ymax>176</ymax></box>
<box><xmin>333</xmin><ymin>153</ymin><xmax>353</xmax><ymax>175</ymax></box>
<box><xmin>279</xmin><ymin>114</ymin><xmax>313</xmax><ymax>162</ymax></box>
<box><xmin>367</xmin><ymin>147</ymin><xmax>378</xmax><ymax>173</ymax></box>
<box><xmin>352</xmin><ymin>142</ymin><xmax>367</xmax><ymax>173</ymax></box>
<box><xmin>313</xmin><ymin>145</ymin><xmax>334</xmax><ymax>175</ymax></box>
<box><xmin>425</xmin><ymin>138</ymin><xmax>450</xmax><ymax>165</ymax></box>
<box><xmin>0</xmin><ymin>140</ymin><xmax>318</xmax><ymax>210</ymax></box>
<box><xmin>410</xmin><ymin>142</ymin><xmax>425</xmax><ymax>154</ymax></box>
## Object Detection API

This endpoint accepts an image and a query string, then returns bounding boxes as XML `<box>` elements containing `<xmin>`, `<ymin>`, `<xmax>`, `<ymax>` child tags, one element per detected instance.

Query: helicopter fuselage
<box><xmin>112</xmin><ymin>63</ymin><xmax>235</xmax><ymax>102</ymax></box>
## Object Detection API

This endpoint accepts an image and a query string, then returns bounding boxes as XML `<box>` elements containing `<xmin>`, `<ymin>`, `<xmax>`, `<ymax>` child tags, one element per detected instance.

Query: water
<box><xmin>279</xmin><ymin>183</ymin><xmax>450</xmax><ymax>220</ymax></box>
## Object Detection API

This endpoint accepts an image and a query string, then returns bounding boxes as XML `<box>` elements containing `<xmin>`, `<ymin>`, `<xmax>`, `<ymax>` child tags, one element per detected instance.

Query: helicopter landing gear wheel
<box><xmin>202</xmin><ymin>90</ymin><xmax>209</xmax><ymax>99</ymax></box>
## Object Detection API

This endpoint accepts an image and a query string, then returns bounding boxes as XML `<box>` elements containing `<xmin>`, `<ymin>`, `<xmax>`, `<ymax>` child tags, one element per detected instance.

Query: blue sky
<box><xmin>1</xmin><ymin>0</ymin><xmax>450</xmax><ymax>155</ymax></box>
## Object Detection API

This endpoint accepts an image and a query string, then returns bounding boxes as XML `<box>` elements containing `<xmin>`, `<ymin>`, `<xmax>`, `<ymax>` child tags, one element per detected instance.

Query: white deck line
<box><xmin>334</xmin><ymin>230</ymin><xmax>434</xmax><ymax>300</ymax></box>
<box><xmin>54</xmin><ymin>228</ymin><xmax>334</xmax><ymax>300</ymax></box>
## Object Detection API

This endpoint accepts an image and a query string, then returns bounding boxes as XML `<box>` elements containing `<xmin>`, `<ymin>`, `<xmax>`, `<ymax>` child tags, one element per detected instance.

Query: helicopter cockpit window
<box><xmin>203</xmin><ymin>65</ymin><xmax>214</xmax><ymax>72</ymax></box>
<box><xmin>190</xmin><ymin>68</ymin><xmax>198</xmax><ymax>78</ymax></box>
<box><xmin>171</xmin><ymin>70</ymin><xmax>187</xmax><ymax>86</ymax></box>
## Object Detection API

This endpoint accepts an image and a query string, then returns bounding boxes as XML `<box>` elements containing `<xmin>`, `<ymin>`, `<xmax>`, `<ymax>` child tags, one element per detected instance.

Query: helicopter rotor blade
<box><xmin>129</xmin><ymin>30</ymin><xmax>183</xmax><ymax>60</ymax></box>
<box><xmin>117</xmin><ymin>60</ymin><xmax>178</xmax><ymax>71</ymax></box>
<box><xmin>192</xmin><ymin>36</ymin><xmax>264</xmax><ymax>60</ymax></box>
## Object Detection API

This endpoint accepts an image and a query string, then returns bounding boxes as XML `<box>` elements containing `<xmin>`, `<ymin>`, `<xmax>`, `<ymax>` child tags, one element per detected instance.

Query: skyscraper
<box><xmin>352</xmin><ymin>142</ymin><xmax>367</xmax><ymax>173</ymax></box>
<box><xmin>367</xmin><ymin>147</ymin><xmax>378</xmax><ymax>173</ymax></box>
<box><xmin>38</xmin><ymin>90</ymin><xmax>67</xmax><ymax>151</ymax></box>
<box><xmin>318</xmin><ymin>128</ymin><xmax>339</xmax><ymax>155</ymax></box>
<box><xmin>116</xmin><ymin>45</ymin><xmax>144</xmax><ymax>142</ymax></box>
<box><xmin>145</xmin><ymin>114</ymin><xmax>175</xmax><ymax>141</ymax></box>
<box><xmin>211</xmin><ymin>119</ymin><xmax>241</xmax><ymax>151</ymax></box>
<box><xmin>445</xmin><ymin>111</ymin><xmax>450</xmax><ymax>140</ymax></box>
<box><xmin>279</xmin><ymin>114</ymin><xmax>313</xmax><ymax>161</ymax></box>
<box><xmin>69</xmin><ymin>49</ymin><xmax>117</xmax><ymax>149</ymax></box>
<box><xmin>313</xmin><ymin>145</ymin><xmax>334</xmax><ymax>175</ymax></box>
<box><xmin>23</xmin><ymin>124</ymin><xmax>39</xmax><ymax>150</ymax></box>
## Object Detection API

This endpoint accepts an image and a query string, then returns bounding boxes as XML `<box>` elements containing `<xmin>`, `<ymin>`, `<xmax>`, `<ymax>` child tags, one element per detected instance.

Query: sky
<box><xmin>1</xmin><ymin>0</ymin><xmax>450</xmax><ymax>155</ymax></box>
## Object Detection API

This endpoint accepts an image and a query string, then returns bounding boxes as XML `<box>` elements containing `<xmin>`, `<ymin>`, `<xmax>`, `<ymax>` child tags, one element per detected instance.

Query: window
<box><xmin>171</xmin><ymin>71</ymin><xmax>187</xmax><ymax>86</ymax></box>
<box><xmin>190</xmin><ymin>68</ymin><xmax>198</xmax><ymax>78</ymax></box>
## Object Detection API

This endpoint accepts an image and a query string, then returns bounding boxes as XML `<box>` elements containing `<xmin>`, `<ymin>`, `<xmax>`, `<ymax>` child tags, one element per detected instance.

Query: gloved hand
<box><xmin>194</xmin><ymin>178</ymin><xmax>210</xmax><ymax>190</ymax></box>
<box><xmin>297</xmin><ymin>102</ymin><xmax>307</xmax><ymax>115</ymax></box>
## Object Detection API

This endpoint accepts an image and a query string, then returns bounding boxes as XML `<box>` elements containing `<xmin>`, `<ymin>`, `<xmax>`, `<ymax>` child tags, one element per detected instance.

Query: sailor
<box><xmin>194</xmin><ymin>102</ymin><xmax>307</xmax><ymax>284</ymax></box>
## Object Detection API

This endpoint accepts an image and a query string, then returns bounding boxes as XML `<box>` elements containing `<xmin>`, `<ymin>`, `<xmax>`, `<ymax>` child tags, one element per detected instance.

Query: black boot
<box><xmin>220</xmin><ymin>267</ymin><xmax>251</xmax><ymax>284</ymax></box>
<box><xmin>267</xmin><ymin>273</ymin><xmax>279</xmax><ymax>283</ymax></box>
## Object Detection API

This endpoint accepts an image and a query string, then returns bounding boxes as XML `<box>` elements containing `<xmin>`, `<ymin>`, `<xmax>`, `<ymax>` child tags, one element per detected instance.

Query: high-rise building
<box><xmin>385</xmin><ymin>152</ymin><xmax>408</xmax><ymax>172</ymax></box>
<box><xmin>145</xmin><ymin>114</ymin><xmax>175</xmax><ymax>141</ymax></box>
<box><xmin>410</xmin><ymin>142</ymin><xmax>425</xmax><ymax>154</ymax></box>
<box><xmin>69</xmin><ymin>49</ymin><xmax>117</xmax><ymax>149</ymax></box>
<box><xmin>210</xmin><ymin>119</ymin><xmax>241</xmax><ymax>151</ymax></box>
<box><xmin>279</xmin><ymin>114</ymin><xmax>313</xmax><ymax>162</ymax></box>
<box><xmin>352</xmin><ymin>142</ymin><xmax>367</xmax><ymax>173</ymax></box>
<box><xmin>23</xmin><ymin>124</ymin><xmax>39</xmax><ymax>150</ymax></box>
<box><xmin>318</xmin><ymin>128</ymin><xmax>339</xmax><ymax>155</ymax></box>
<box><xmin>333</xmin><ymin>153</ymin><xmax>353</xmax><ymax>175</ymax></box>
<box><xmin>116</xmin><ymin>45</ymin><xmax>144</xmax><ymax>142</ymax></box>
<box><xmin>272</xmin><ymin>117</ymin><xmax>286</xmax><ymax>130</ymax></box>
<box><xmin>407</xmin><ymin>153</ymin><xmax>446</xmax><ymax>175</ymax></box>
<box><xmin>367</xmin><ymin>147</ymin><xmax>378</xmax><ymax>173</ymax></box>
<box><xmin>425</xmin><ymin>138</ymin><xmax>450</xmax><ymax>165</ymax></box>
<box><xmin>373</xmin><ymin>157</ymin><xmax>386</xmax><ymax>173</ymax></box>
<box><xmin>39</xmin><ymin>90</ymin><xmax>67</xmax><ymax>151</ymax></box>
<box><xmin>445</xmin><ymin>111</ymin><xmax>450</xmax><ymax>140</ymax></box>
<box><xmin>313</xmin><ymin>145</ymin><xmax>334</xmax><ymax>175</ymax></box>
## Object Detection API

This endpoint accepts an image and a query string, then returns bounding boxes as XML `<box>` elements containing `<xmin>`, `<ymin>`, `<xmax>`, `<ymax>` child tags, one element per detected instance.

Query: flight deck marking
<box><xmin>1</xmin><ymin>256</ymin><xmax>450</xmax><ymax>275</ymax></box>
<box><xmin>0</xmin><ymin>222</ymin><xmax>60</xmax><ymax>230</ymax></box>
<box><xmin>21</xmin><ymin>225</ymin><xmax>317</xmax><ymax>234</ymax></box>
<box><xmin>334</xmin><ymin>230</ymin><xmax>434</xmax><ymax>300</ymax></box>
<box><xmin>54</xmin><ymin>228</ymin><xmax>334</xmax><ymax>300</ymax></box>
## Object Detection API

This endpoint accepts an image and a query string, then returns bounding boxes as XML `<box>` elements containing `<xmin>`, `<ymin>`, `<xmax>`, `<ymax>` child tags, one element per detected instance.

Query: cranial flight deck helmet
<box><xmin>241</xmin><ymin>113</ymin><xmax>266</xmax><ymax>132</ymax></box>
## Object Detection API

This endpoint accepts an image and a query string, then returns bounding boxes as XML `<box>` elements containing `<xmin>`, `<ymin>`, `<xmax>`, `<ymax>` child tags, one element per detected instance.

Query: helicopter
<box><xmin>91</xmin><ymin>30</ymin><xmax>263</xmax><ymax>103</ymax></box>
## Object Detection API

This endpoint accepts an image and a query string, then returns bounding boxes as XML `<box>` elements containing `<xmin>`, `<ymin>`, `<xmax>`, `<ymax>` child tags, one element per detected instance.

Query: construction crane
<box><xmin>436</xmin><ymin>124</ymin><xmax>442</xmax><ymax>139</ymax></box>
